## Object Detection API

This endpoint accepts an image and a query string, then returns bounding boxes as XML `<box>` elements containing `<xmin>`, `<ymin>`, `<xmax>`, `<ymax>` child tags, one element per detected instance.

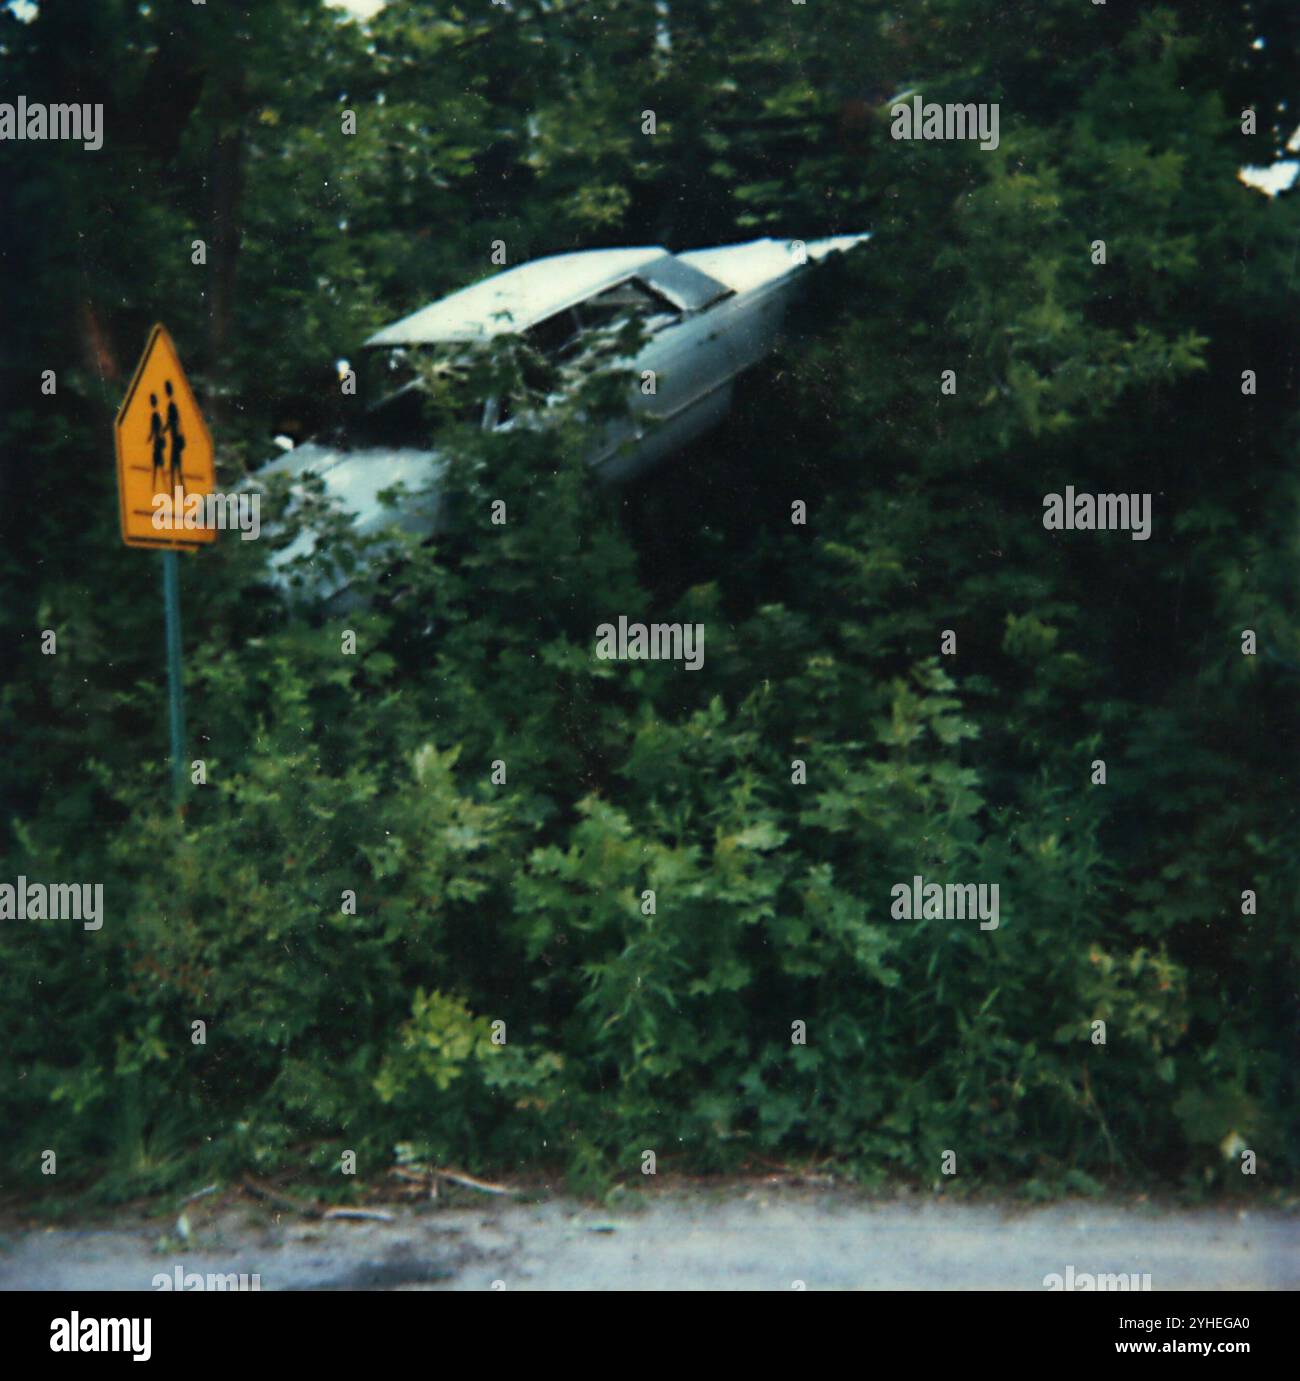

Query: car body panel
<box><xmin>365</xmin><ymin>247</ymin><xmax>670</xmax><ymax>345</ymax></box>
<box><xmin>255</xmin><ymin>442</ymin><xmax>449</xmax><ymax>576</ymax></box>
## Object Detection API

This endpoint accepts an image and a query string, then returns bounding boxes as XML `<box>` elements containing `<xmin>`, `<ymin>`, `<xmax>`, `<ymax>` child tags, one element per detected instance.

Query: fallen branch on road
<box><xmin>390</xmin><ymin>1164</ymin><xmax>510</xmax><ymax>1196</ymax></box>
<box><xmin>242</xmin><ymin>1175</ymin><xmax>324</xmax><ymax>1219</ymax></box>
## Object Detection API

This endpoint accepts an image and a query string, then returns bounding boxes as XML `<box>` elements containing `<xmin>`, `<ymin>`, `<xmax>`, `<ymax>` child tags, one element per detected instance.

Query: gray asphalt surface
<box><xmin>2</xmin><ymin>1186</ymin><xmax>1295</xmax><ymax>1291</ymax></box>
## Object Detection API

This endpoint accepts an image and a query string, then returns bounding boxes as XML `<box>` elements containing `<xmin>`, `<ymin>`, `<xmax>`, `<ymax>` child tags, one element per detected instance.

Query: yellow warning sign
<box><xmin>115</xmin><ymin>324</ymin><xmax>216</xmax><ymax>550</ymax></box>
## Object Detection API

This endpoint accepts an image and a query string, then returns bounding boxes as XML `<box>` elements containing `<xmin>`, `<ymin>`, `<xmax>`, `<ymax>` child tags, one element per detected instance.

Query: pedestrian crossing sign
<box><xmin>115</xmin><ymin>324</ymin><xmax>216</xmax><ymax>549</ymax></box>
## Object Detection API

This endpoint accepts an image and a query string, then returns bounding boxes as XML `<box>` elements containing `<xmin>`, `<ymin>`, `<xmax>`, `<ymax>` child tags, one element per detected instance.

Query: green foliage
<box><xmin>1</xmin><ymin>0</ymin><xmax>1297</xmax><ymax>1200</ymax></box>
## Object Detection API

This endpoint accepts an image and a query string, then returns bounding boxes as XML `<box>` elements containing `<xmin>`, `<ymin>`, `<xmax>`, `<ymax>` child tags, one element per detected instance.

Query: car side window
<box><xmin>576</xmin><ymin>278</ymin><xmax>679</xmax><ymax>334</ymax></box>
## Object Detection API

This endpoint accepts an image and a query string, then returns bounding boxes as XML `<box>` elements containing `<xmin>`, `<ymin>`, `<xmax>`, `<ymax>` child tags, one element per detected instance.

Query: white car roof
<box><xmin>365</xmin><ymin>246</ymin><xmax>669</xmax><ymax>346</ymax></box>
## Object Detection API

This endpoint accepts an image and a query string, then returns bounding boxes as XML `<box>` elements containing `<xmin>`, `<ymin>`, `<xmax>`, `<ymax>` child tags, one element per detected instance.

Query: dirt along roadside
<box><xmin>2</xmin><ymin>1183</ymin><xmax>1295</xmax><ymax>1291</ymax></box>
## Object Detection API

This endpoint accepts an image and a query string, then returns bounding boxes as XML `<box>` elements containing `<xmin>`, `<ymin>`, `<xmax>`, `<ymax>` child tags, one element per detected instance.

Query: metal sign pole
<box><xmin>115</xmin><ymin>324</ymin><xmax>211</xmax><ymax>813</ymax></box>
<box><xmin>162</xmin><ymin>550</ymin><xmax>187</xmax><ymax>809</ymax></box>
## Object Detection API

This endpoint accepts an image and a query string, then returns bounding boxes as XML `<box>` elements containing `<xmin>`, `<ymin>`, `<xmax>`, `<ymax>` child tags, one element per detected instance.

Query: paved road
<box><xmin>2</xmin><ymin>1186</ymin><xmax>1295</xmax><ymax>1290</ymax></box>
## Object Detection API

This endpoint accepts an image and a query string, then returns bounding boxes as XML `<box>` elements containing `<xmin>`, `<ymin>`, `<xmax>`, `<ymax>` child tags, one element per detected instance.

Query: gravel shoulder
<box><xmin>1</xmin><ymin>1185</ymin><xmax>1295</xmax><ymax>1291</ymax></box>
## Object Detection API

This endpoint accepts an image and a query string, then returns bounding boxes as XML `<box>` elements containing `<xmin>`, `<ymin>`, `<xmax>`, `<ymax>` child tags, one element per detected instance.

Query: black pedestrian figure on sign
<box><xmin>147</xmin><ymin>393</ymin><xmax>166</xmax><ymax>490</ymax></box>
<box><xmin>164</xmin><ymin>380</ymin><xmax>186</xmax><ymax>495</ymax></box>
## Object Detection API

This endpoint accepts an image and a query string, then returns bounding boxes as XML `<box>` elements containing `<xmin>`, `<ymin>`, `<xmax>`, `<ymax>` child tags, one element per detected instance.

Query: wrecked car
<box><xmin>252</xmin><ymin>233</ymin><xmax>869</xmax><ymax>596</ymax></box>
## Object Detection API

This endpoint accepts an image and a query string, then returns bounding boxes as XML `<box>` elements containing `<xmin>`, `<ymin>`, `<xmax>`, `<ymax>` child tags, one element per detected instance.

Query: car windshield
<box><xmin>351</xmin><ymin>349</ymin><xmax>482</xmax><ymax>448</ymax></box>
